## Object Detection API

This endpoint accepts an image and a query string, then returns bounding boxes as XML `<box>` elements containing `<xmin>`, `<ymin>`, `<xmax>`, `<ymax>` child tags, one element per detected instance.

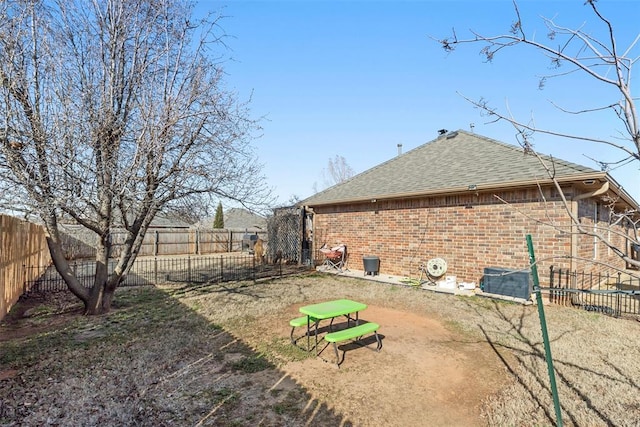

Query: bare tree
<box><xmin>312</xmin><ymin>155</ymin><xmax>355</xmax><ymax>193</ymax></box>
<box><xmin>437</xmin><ymin>0</ymin><xmax>640</xmax><ymax>269</ymax></box>
<box><xmin>0</xmin><ymin>0</ymin><xmax>271</xmax><ymax>314</ymax></box>
<box><xmin>326</xmin><ymin>155</ymin><xmax>355</xmax><ymax>185</ymax></box>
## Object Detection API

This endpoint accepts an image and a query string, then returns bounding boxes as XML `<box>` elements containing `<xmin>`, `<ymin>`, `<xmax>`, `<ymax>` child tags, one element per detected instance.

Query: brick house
<box><xmin>300</xmin><ymin>130</ymin><xmax>639</xmax><ymax>284</ymax></box>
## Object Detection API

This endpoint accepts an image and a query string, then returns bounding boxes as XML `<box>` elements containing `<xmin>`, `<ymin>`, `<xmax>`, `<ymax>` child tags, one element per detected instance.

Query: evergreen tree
<box><xmin>213</xmin><ymin>202</ymin><xmax>224</xmax><ymax>228</ymax></box>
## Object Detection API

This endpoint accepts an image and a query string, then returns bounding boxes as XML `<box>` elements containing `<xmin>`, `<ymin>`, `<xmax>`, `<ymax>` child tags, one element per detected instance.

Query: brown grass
<box><xmin>1</xmin><ymin>272</ymin><xmax>640</xmax><ymax>426</ymax></box>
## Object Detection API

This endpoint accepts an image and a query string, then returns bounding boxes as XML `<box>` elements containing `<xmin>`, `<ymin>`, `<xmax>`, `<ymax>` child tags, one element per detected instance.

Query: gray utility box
<box><xmin>483</xmin><ymin>267</ymin><xmax>532</xmax><ymax>300</ymax></box>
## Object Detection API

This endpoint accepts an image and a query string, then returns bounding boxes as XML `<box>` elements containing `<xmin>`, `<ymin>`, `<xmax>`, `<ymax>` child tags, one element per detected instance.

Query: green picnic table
<box><xmin>298</xmin><ymin>299</ymin><xmax>367</xmax><ymax>354</ymax></box>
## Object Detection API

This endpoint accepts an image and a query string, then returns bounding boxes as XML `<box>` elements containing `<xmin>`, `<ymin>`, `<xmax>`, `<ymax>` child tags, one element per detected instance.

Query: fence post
<box><xmin>220</xmin><ymin>256</ymin><xmax>224</xmax><ymax>282</ymax></box>
<box><xmin>22</xmin><ymin>264</ymin><xmax>27</xmax><ymax>294</ymax></box>
<box><xmin>187</xmin><ymin>256</ymin><xmax>192</xmax><ymax>284</ymax></box>
<box><xmin>527</xmin><ymin>235</ymin><xmax>563</xmax><ymax>427</ymax></box>
<box><xmin>548</xmin><ymin>266</ymin><xmax>554</xmax><ymax>303</ymax></box>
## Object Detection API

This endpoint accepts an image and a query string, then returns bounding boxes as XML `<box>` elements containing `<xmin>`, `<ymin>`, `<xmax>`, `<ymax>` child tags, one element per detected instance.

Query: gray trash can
<box><xmin>363</xmin><ymin>256</ymin><xmax>380</xmax><ymax>276</ymax></box>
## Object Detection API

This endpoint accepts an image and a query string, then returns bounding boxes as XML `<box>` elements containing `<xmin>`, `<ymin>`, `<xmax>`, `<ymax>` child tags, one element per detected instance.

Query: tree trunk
<box><xmin>86</xmin><ymin>280</ymin><xmax>105</xmax><ymax>315</ymax></box>
<box><xmin>43</xmin><ymin>213</ymin><xmax>90</xmax><ymax>309</ymax></box>
<box><xmin>47</xmin><ymin>236</ymin><xmax>90</xmax><ymax>309</ymax></box>
<box><xmin>102</xmin><ymin>286</ymin><xmax>116</xmax><ymax>312</ymax></box>
<box><xmin>86</xmin><ymin>283</ymin><xmax>117</xmax><ymax>315</ymax></box>
<box><xmin>86</xmin><ymin>231</ymin><xmax>112</xmax><ymax>314</ymax></box>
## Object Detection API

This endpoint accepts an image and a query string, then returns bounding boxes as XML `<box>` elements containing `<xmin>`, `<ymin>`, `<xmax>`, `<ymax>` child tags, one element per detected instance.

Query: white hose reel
<box><xmin>426</xmin><ymin>257</ymin><xmax>447</xmax><ymax>278</ymax></box>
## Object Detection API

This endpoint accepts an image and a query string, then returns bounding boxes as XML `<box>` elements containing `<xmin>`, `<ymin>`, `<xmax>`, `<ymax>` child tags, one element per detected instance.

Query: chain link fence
<box><xmin>267</xmin><ymin>207</ymin><xmax>312</xmax><ymax>266</ymax></box>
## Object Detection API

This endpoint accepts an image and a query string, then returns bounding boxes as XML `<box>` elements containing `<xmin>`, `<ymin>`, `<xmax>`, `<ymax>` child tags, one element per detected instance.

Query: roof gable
<box><xmin>302</xmin><ymin>130</ymin><xmax>601</xmax><ymax>206</ymax></box>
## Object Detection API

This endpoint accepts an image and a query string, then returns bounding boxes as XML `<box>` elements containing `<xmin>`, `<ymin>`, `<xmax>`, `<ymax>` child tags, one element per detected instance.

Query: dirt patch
<box><xmin>281</xmin><ymin>305</ymin><xmax>506</xmax><ymax>426</ymax></box>
<box><xmin>0</xmin><ymin>291</ymin><xmax>83</xmax><ymax>342</ymax></box>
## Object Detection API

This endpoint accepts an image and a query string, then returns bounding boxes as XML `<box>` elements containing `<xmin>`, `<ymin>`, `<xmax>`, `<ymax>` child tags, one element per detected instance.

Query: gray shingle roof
<box><xmin>301</xmin><ymin>130</ymin><xmax>602</xmax><ymax>206</ymax></box>
<box><xmin>195</xmin><ymin>208</ymin><xmax>267</xmax><ymax>230</ymax></box>
<box><xmin>224</xmin><ymin>208</ymin><xmax>267</xmax><ymax>230</ymax></box>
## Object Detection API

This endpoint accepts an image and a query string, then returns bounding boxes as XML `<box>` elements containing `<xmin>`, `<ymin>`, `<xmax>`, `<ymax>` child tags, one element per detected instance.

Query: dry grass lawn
<box><xmin>1</xmin><ymin>272</ymin><xmax>640</xmax><ymax>426</ymax></box>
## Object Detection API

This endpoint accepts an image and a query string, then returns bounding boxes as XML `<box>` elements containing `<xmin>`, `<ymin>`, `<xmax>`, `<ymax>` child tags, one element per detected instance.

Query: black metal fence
<box><xmin>23</xmin><ymin>254</ymin><xmax>312</xmax><ymax>294</ymax></box>
<box><xmin>546</xmin><ymin>266</ymin><xmax>640</xmax><ymax>317</ymax></box>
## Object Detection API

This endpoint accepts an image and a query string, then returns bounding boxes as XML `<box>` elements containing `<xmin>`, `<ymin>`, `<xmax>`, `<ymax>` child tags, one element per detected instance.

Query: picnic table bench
<box><xmin>324</xmin><ymin>322</ymin><xmax>381</xmax><ymax>366</ymax></box>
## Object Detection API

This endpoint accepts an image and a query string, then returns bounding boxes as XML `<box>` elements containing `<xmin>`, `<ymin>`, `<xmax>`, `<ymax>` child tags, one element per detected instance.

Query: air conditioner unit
<box><xmin>483</xmin><ymin>267</ymin><xmax>532</xmax><ymax>300</ymax></box>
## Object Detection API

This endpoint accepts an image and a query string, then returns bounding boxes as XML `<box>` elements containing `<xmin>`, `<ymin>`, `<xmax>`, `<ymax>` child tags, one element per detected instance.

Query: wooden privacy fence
<box><xmin>0</xmin><ymin>214</ymin><xmax>51</xmax><ymax>321</ymax></box>
<box><xmin>60</xmin><ymin>227</ymin><xmax>268</xmax><ymax>259</ymax></box>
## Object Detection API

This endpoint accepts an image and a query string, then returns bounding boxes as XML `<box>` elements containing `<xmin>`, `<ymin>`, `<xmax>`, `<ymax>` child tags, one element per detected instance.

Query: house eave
<box><xmin>600</xmin><ymin>174</ymin><xmax>640</xmax><ymax>212</ymax></box>
<box><xmin>302</xmin><ymin>172</ymin><xmax>640</xmax><ymax>209</ymax></box>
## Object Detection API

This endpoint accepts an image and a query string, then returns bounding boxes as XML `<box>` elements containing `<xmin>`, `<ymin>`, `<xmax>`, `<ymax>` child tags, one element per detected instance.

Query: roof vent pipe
<box><xmin>397</xmin><ymin>143</ymin><xmax>403</xmax><ymax>156</ymax></box>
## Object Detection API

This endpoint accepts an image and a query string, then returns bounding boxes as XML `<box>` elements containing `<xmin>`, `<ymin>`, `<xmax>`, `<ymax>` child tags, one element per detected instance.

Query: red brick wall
<box><xmin>311</xmin><ymin>186</ymin><xmax>629</xmax><ymax>285</ymax></box>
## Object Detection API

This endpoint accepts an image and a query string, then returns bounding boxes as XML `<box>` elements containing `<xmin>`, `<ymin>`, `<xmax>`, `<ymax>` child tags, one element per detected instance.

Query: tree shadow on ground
<box><xmin>0</xmin><ymin>286</ymin><xmax>353</xmax><ymax>426</ymax></box>
<box><xmin>464</xmin><ymin>298</ymin><xmax>634</xmax><ymax>427</ymax></box>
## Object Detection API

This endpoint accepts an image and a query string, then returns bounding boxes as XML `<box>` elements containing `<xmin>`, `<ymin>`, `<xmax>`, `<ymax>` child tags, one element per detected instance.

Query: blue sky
<box><xmin>196</xmin><ymin>0</ymin><xmax>640</xmax><ymax>206</ymax></box>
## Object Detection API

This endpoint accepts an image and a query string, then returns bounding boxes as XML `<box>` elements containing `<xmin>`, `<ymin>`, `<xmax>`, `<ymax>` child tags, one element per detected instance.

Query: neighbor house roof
<box><xmin>301</xmin><ymin>130</ymin><xmax>638</xmax><ymax>209</ymax></box>
<box><xmin>224</xmin><ymin>208</ymin><xmax>267</xmax><ymax>230</ymax></box>
<box><xmin>195</xmin><ymin>208</ymin><xmax>267</xmax><ymax>231</ymax></box>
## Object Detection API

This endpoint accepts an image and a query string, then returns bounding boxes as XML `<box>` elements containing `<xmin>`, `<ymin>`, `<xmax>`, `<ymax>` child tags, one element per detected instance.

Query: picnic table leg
<box><xmin>306</xmin><ymin>316</ymin><xmax>310</xmax><ymax>352</ymax></box>
<box><xmin>303</xmin><ymin>317</ymin><xmax>322</xmax><ymax>354</ymax></box>
<box><xmin>315</xmin><ymin>319</ymin><xmax>320</xmax><ymax>355</ymax></box>
<box><xmin>345</xmin><ymin>312</ymin><xmax>359</xmax><ymax>328</ymax></box>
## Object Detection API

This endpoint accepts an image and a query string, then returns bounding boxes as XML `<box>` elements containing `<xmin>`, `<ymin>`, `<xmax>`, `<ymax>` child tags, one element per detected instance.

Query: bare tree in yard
<box><xmin>0</xmin><ymin>0</ymin><xmax>270</xmax><ymax>314</ymax></box>
<box><xmin>438</xmin><ymin>0</ymin><xmax>640</xmax><ymax>268</ymax></box>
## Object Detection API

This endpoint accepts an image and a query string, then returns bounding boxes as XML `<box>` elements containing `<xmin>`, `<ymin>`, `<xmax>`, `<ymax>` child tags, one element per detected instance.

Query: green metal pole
<box><xmin>527</xmin><ymin>234</ymin><xmax>563</xmax><ymax>427</ymax></box>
